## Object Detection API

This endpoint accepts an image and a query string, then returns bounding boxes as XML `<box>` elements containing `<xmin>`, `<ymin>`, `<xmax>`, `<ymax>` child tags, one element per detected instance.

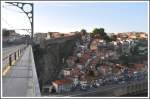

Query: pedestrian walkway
<box><xmin>2</xmin><ymin>45</ymin><xmax>41</xmax><ymax>97</ymax></box>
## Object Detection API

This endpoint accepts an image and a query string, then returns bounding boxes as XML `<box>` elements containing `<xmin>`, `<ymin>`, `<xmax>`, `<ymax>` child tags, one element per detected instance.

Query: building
<box><xmin>66</xmin><ymin>57</ymin><xmax>76</xmax><ymax>67</ymax></box>
<box><xmin>140</xmin><ymin>32</ymin><xmax>148</xmax><ymax>38</ymax></box>
<box><xmin>76</xmin><ymin>63</ymin><xmax>84</xmax><ymax>70</ymax></box>
<box><xmin>117</xmin><ymin>33</ymin><xmax>128</xmax><ymax>40</ymax></box>
<box><xmin>8</xmin><ymin>32</ymin><xmax>21</xmax><ymax>42</ymax></box>
<box><xmin>117</xmin><ymin>32</ymin><xmax>148</xmax><ymax>40</ymax></box>
<box><xmin>121</xmin><ymin>41</ymin><xmax>131</xmax><ymax>55</ymax></box>
<box><xmin>134</xmin><ymin>64</ymin><xmax>145</xmax><ymax>71</ymax></box>
<box><xmin>72</xmin><ymin>76</ymin><xmax>79</xmax><ymax>86</ymax></box>
<box><xmin>2</xmin><ymin>29</ymin><xmax>21</xmax><ymax>43</ymax></box>
<box><xmin>80</xmin><ymin>79</ymin><xmax>88</xmax><ymax>88</ymax></box>
<box><xmin>63</xmin><ymin>68</ymin><xmax>73</xmax><ymax>76</ymax></box>
<box><xmin>52</xmin><ymin>79</ymin><xmax>73</xmax><ymax>93</ymax></box>
<box><xmin>90</xmin><ymin>39</ymin><xmax>99</xmax><ymax>50</ymax></box>
<box><xmin>48</xmin><ymin>32</ymin><xmax>60</xmax><ymax>38</ymax></box>
<box><xmin>34</xmin><ymin>33</ymin><xmax>48</xmax><ymax>43</ymax></box>
<box><xmin>98</xmin><ymin>65</ymin><xmax>110</xmax><ymax>76</ymax></box>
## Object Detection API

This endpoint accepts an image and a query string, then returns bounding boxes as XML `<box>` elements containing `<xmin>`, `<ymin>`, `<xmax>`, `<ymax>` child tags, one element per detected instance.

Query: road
<box><xmin>48</xmin><ymin>80</ymin><xmax>147</xmax><ymax>97</ymax></box>
<box><xmin>48</xmin><ymin>84</ymin><xmax>119</xmax><ymax>97</ymax></box>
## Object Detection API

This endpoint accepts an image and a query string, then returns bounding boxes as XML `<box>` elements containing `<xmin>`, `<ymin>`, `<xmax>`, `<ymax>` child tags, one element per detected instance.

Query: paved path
<box><xmin>2</xmin><ymin>45</ymin><xmax>40</xmax><ymax>97</ymax></box>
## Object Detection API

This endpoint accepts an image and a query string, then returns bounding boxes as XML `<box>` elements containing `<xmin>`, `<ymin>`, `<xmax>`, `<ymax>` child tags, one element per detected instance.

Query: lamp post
<box><xmin>5</xmin><ymin>2</ymin><xmax>34</xmax><ymax>39</ymax></box>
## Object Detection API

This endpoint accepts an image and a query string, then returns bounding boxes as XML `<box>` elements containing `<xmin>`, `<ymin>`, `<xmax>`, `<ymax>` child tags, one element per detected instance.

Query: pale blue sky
<box><xmin>1</xmin><ymin>1</ymin><xmax>148</xmax><ymax>34</ymax></box>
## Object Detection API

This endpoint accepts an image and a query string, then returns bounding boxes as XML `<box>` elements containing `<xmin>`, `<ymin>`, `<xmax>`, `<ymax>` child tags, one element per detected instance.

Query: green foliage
<box><xmin>60</xmin><ymin>34</ymin><xmax>65</xmax><ymax>37</ymax></box>
<box><xmin>80</xmin><ymin>29</ymin><xmax>87</xmax><ymax>35</ymax></box>
<box><xmin>119</xmin><ymin>55</ymin><xmax>130</xmax><ymax>66</ymax></box>
<box><xmin>92</xmin><ymin>28</ymin><xmax>100</xmax><ymax>36</ymax></box>
<box><xmin>92</xmin><ymin>28</ymin><xmax>111</xmax><ymax>42</ymax></box>
<box><xmin>110</xmin><ymin>35</ymin><xmax>117</xmax><ymax>41</ymax></box>
<box><xmin>131</xmin><ymin>40</ymin><xmax>148</xmax><ymax>55</ymax></box>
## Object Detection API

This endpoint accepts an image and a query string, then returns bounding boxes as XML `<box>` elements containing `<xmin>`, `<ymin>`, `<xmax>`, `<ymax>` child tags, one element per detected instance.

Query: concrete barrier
<box><xmin>29</xmin><ymin>46</ymin><xmax>41</xmax><ymax>96</ymax></box>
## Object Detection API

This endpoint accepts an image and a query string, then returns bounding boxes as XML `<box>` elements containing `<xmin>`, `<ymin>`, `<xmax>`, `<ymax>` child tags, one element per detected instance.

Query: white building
<box><xmin>52</xmin><ymin>79</ymin><xmax>73</xmax><ymax>93</ymax></box>
<box><xmin>63</xmin><ymin>68</ymin><xmax>73</xmax><ymax>76</ymax></box>
<box><xmin>80</xmin><ymin>80</ymin><xmax>88</xmax><ymax>88</ymax></box>
<box><xmin>72</xmin><ymin>76</ymin><xmax>79</xmax><ymax>86</ymax></box>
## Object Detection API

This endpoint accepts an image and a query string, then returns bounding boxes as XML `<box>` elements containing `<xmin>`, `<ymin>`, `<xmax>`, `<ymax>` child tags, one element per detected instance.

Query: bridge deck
<box><xmin>2</xmin><ymin>45</ymin><xmax>40</xmax><ymax>97</ymax></box>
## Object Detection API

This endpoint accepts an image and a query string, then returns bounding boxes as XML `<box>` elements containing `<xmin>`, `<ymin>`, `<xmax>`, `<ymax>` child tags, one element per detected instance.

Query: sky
<box><xmin>1</xmin><ymin>1</ymin><xmax>149</xmax><ymax>35</ymax></box>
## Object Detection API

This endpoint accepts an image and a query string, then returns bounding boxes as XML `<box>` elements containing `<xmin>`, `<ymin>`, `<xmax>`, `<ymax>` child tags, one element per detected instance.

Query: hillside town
<box><xmin>2</xmin><ymin>29</ymin><xmax>31</xmax><ymax>47</ymax></box>
<box><xmin>2</xmin><ymin>1</ymin><xmax>148</xmax><ymax>97</ymax></box>
<box><xmin>41</xmin><ymin>30</ymin><xmax>148</xmax><ymax>95</ymax></box>
<box><xmin>2</xmin><ymin>28</ymin><xmax>148</xmax><ymax>96</ymax></box>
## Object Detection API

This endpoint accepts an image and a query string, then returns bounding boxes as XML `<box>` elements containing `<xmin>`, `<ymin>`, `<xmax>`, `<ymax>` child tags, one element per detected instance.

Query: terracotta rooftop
<box><xmin>134</xmin><ymin>64</ymin><xmax>144</xmax><ymax>67</ymax></box>
<box><xmin>134</xmin><ymin>64</ymin><xmax>145</xmax><ymax>70</ymax></box>
<box><xmin>53</xmin><ymin>79</ymin><xmax>73</xmax><ymax>85</ymax></box>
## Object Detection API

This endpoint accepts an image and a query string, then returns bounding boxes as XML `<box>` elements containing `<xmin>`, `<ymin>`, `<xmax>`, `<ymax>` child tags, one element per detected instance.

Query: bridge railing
<box><xmin>2</xmin><ymin>45</ymin><xmax>28</xmax><ymax>76</ymax></box>
<box><xmin>29</xmin><ymin>46</ymin><xmax>41</xmax><ymax>96</ymax></box>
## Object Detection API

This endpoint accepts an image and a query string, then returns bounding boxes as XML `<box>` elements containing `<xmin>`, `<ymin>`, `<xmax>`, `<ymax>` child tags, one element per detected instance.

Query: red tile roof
<box><xmin>134</xmin><ymin>64</ymin><xmax>145</xmax><ymax>70</ymax></box>
<box><xmin>53</xmin><ymin>79</ymin><xmax>73</xmax><ymax>85</ymax></box>
<box><xmin>134</xmin><ymin>64</ymin><xmax>144</xmax><ymax>67</ymax></box>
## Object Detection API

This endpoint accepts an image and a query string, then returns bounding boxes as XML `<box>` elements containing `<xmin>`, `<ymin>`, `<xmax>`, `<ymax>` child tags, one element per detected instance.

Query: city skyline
<box><xmin>1</xmin><ymin>1</ymin><xmax>149</xmax><ymax>35</ymax></box>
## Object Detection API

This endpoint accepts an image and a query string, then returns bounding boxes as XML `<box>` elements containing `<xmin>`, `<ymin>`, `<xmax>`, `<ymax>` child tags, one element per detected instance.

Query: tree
<box><xmin>111</xmin><ymin>35</ymin><xmax>117</xmax><ymax>41</ymax></box>
<box><xmin>92</xmin><ymin>28</ymin><xmax>101</xmax><ymax>39</ymax></box>
<box><xmin>60</xmin><ymin>34</ymin><xmax>65</xmax><ymax>37</ymax></box>
<box><xmin>93</xmin><ymin>28</ymin><xmax>100</xmax><ymax>35</ymax></box>
<box><xmin>2</xmin><ymin>29</ymin><xmax>10</xmax><ymax>37</ymax></box>
<box><xmin>92</xmin><ymin>28</ymin><xmax>111</xmax><ymax>42</ymax></box>
<box><xmin>119</xmin><ymin>55</ymin><xmax>130</xmax><ymax>67</ymax></box>
<box><xmin>99</xmin><ymin>28</ymin><xmax>106</xmax><ymax>37</ymax></box>
<box><xmin>80</xmin><ymin>29</ymin><xmax>87</xmax><ymax>35</ymax></box>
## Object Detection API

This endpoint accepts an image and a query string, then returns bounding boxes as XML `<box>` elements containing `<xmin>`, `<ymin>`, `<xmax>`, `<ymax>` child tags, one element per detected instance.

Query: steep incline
<box><xmin>33</xmin><ymin>35</ymin><xmax>81</xmax><ymax>90</ymax></box>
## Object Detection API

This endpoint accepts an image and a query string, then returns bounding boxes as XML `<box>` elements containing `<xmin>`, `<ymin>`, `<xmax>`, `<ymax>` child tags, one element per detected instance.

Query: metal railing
<box><xmin>2</xmin><ymin>45</ymin><xmax>28</xmax><ymax>76</ymax></box>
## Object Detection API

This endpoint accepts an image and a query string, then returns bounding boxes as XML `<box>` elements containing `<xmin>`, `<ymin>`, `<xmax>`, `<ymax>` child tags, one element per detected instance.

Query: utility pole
<box><xmin>5</xmin><ymin>2</ymin><xmax>34</xmax><ymax>39</ymax></box>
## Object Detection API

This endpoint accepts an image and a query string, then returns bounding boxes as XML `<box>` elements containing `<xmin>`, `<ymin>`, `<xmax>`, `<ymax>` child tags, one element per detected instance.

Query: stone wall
<box><xmin>32</xmin><ymin>34</ymin><xmax>81</xmax><ymax>90</ymax></box>
<box><xmin>71</xmin><ymin>80</ymin><xmax>148</xmax><ymax>97</ymax></box>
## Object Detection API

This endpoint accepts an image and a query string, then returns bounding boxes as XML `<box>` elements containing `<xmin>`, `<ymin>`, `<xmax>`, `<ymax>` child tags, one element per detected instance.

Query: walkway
<box><xmin>2</xmin><ymin>45</ymin><xmax>40</xmax><ymax>97</ymax></box>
